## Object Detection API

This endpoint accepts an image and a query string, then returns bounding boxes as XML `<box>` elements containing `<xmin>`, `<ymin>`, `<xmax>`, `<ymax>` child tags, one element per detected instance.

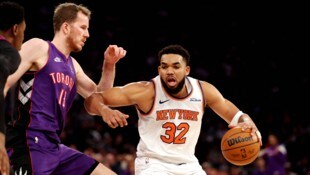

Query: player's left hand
<box><xmin>103</xmin><ymin>45</ymin><xmax>127</xmax><ymax>65</ymax></box>
<box><xmin>229</xmin><ymin>121</ymin><xmax>263</xmax><ymax>146</ymax></box>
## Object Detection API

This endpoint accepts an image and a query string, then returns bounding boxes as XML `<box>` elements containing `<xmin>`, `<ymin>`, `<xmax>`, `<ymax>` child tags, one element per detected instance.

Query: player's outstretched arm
<box><xmin>84</xmin><ymin>91</ymin><xmax>129</xmax><ymax>128</ymax></box>
<box><xmin>85</xmin><ymin>81</ymin><xmax>154</xmax><ymax>129</ymax></box>
<box><xmin>97</xmin><ymin>45</ymin><xmax>127</xmax><ymax>91</ymax></box>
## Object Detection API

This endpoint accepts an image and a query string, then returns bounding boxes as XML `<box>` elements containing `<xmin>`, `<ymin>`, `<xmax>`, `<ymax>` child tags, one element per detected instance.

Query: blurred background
<box><xmin>5</xmin><ymin>0</ymin><xmax>310</xmax><ymax>174</ymax></box>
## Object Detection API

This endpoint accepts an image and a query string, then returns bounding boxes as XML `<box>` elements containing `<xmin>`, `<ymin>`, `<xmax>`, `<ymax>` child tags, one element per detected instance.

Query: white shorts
<box><xmin>135</xmin><ymin>156</ymin><xmax>206</xmax><ymax>175</ymax></box>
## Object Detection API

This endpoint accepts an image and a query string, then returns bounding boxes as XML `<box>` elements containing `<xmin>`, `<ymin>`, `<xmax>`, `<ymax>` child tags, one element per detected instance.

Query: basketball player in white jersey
<box><xmin>84</xmin><ymin>44</ymin><xmax>262</xmax><ymax>175</ymax></box>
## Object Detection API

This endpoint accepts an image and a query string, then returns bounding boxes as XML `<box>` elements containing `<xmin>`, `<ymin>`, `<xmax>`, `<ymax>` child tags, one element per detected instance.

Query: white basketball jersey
<box><xmin>136</xmin><ymin>75</ymin><xmax>205</xmax><ymax>164</ymax></box>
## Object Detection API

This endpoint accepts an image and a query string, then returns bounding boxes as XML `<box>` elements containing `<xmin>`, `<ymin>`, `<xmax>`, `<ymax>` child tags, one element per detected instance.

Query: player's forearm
<box><xmin>84</xmin><ymin>93</ymin><xmax>105</xmax><ymax>116</ymax></box>
<box><xmin>97</xmin><ymin>62</ymin><xmax>116</xmax><ymax>92</ymax></box>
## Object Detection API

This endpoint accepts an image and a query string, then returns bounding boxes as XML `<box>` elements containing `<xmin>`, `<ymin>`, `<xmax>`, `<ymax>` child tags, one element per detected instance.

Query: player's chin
<box><xmin>73</xmin><ymin>45</ymin><xmax>83</xmax><ymax>52</ymax></box>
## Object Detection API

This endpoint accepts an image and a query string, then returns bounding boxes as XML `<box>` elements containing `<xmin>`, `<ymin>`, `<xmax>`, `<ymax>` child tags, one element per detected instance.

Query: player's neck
<box><xmin>171</xmin><ymin>85</ymin><xmax>191</xmax><ymax>99</ymax></box>
<box><xmin>51</xmin><ymin>37</ymin><xmax>71</xmax><ymax>58</ymax></box>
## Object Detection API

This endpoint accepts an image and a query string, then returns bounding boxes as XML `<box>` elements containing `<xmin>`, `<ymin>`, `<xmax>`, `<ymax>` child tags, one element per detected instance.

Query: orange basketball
<box><xmin>221</xmin><ymin>127</ymin><xmax>260</xmax><ymax>166</ymax></box>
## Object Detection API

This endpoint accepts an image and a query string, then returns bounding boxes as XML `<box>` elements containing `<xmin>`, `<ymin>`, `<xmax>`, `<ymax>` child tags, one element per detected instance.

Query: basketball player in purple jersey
<box><xmin>0</xmin><ymin>1</ymin><xmax>26</xmax><ymax>175</ymax></box>
<box><xmin>4</xmin><ymin>2</ymin><xmax>128</xmax><ymax>175</ymax></box>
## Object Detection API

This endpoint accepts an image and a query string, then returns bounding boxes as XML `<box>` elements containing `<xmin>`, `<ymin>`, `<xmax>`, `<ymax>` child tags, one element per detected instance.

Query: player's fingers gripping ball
<box><xmin>221</xmin><ymin>127</ymin><xmax>261</xmax><ymax>166</ymax></box>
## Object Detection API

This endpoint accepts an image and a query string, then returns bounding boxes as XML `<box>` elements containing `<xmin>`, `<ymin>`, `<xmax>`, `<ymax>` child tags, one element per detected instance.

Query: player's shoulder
<box><xmin>19</xmin><ymin>38</ymin><xmax>49</xmax><ymax>62</ymax></box>
<box><xmin>123</xmin><ymin>81</ymin><xmax>154</xmax><ymax>95</ymax></box>
<box><xmin>21</xmin><ymin>38</ymin><xmax>49</xmax><ymax>55</ymax></box>
<box><xmin>22</xmin><ymin>38</ymin><xmax>48</xmax><ymax>49</ymax></box>
<box><xmin>198</xmin><ymin>80</ymin><xmax>220</xmax><ymax>94</ymax></box>
<box><xmin>24</xmin><ymin>37</ymin><xmax>45</xmax><ymax>44</ymax></box>
<box><xmin>128</xmin><ymin>81</ymin><xmax>152</xmax><ymax>88</ymax></box>
<box><xmin>198</xmin><ymin>79</ymin><xmax>213</xmax><ymax>87</ymax></box>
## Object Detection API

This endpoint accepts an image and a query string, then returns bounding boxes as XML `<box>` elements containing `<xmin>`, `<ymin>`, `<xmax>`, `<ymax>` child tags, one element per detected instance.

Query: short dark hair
<box><xmin>0</xmin><ymin>1</ymin><xmax>25</xmax><ymax>31</ymax></box>
<box><xmin>158</xmin><ymin>44</ymin><xmax>191</xmax><ymax>66</ymax></box>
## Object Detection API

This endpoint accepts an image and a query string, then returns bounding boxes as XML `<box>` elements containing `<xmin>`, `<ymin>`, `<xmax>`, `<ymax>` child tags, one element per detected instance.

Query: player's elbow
<box><xmin>84</xmin><ymin>94</ymin><xmax>97</xmax><ymax>115</ymax></box>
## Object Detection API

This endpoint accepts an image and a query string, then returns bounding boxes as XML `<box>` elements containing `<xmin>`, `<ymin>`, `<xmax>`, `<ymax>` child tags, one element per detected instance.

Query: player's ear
<box><xmin>62</xmin><ymin>22</ymin><xmax>70</xmax><ymax>35</ymax></box>
<box><xmin>12</xmin><ymin>24</ymin><xmax>19</xmax><ymax>36</ymax></box>
<box><xmin>185</xmin><ymin>66</ymin><xmax>190</xmax><ymax>75</ymax></box>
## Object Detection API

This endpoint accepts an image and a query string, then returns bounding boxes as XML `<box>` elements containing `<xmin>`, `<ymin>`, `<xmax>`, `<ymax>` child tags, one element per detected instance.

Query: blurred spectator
<box><xmin>251</xmin><ymin>157</ymin><xmax>267</xmax><ymax>175</ymax></box>
<box><xmin>284</xmin><ymin>162</ymin><xmax>298</xmax><ymax>175</ymax></box>
<box><xmin>259</xmin><ymin>134</ymin><xmax>287</xmax><ymax>175</ymax></box>
<box><xmin>118</xmin><ymin>154</ymin><xmax>135</xmax><ymax>175</ymax></box>
<box><xmin>229</xmin><ymin>165</ymin><xmax>246</xmax><ymax>175</ymax></box>
<box><xmin>202</xmin><ymin>161</ymin><xmax>218</xmax><ymax>175</ymax></box>
<box><xmin>217</xmin><ymin>164</ymin><xmax>229</xmax><ymax>175</ymax></box>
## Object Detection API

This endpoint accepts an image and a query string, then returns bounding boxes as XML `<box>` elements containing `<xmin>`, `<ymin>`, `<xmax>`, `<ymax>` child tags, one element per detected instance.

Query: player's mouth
<box><xmin>167</xmin><ymin>77</ymin><xmax>176</xmax><ymax>87</ymax></box>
